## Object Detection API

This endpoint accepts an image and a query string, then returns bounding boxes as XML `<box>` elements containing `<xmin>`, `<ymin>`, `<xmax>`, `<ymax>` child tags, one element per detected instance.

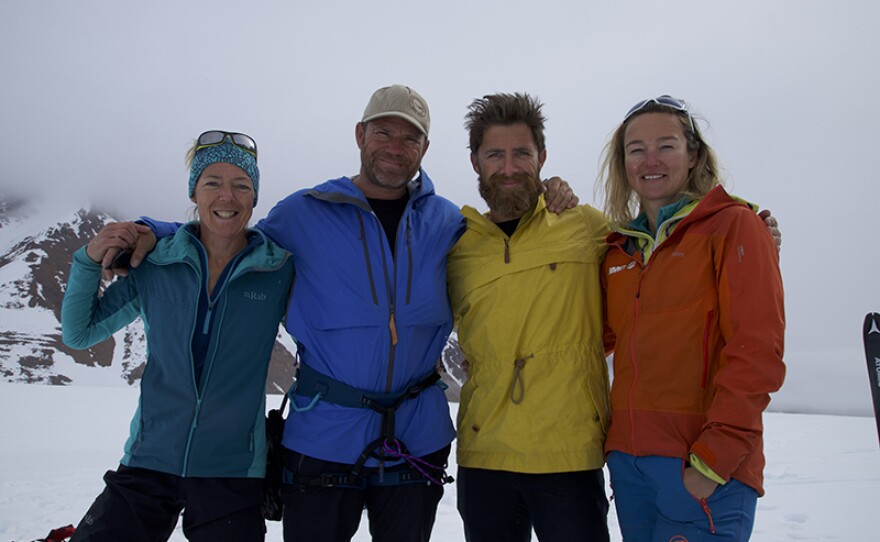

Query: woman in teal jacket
<box><xmin>62</xmin><ymin>131</ymin><xmax>294</xmax><ymax>542</ymax></box>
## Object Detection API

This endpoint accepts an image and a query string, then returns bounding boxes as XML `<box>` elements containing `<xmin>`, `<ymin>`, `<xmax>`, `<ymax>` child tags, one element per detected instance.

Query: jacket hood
<box><xmin>305</xmin><ymin>168</ymin><xmax>436</xmax><ymax>210</ymax></box>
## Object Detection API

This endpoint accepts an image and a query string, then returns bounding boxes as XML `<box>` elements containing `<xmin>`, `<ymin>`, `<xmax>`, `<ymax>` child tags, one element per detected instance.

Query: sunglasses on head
<box><xmin>624</xmin><ymin>95</ymin><xmax>694</xmax><ymax>132</ymax></box>
<box><xmin>196</xmin><ymin>131</ymin><xmax>258</xmax><ymax>158</ymax></box>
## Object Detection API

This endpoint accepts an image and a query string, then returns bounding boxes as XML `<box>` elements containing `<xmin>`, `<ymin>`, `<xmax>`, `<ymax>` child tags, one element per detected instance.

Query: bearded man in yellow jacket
<box><xmin>447</xmin><ymin>93</ymin><xmax>612</xmax><ymax>542</ymax></box>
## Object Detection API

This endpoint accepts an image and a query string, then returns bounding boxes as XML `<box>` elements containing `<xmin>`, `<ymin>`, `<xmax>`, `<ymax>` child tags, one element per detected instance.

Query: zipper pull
<box><xmin>389</xmin><ymin>312</ymin><xmax>399</xmax><ymax>346</ymax></box>
<box><xmin>504</xmin><ymin>239</ymin><xmax>510</xmax><ymax>264</ymax></box>
<box><xmin>700</xmin><ymin>499</ymin><xmax>716</xmax><ymax>534</ymax></box>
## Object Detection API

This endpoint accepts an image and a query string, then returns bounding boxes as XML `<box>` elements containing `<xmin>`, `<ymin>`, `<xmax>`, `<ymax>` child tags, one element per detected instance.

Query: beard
<box><xmin>360</xmin><ymin>148</ymin><xmax>419</xmax><ymax>191</ymax></box>
<box><xmin>478</xmin><ymin>171</ymin><xmax>543</xmax><ymax>221</ymax></box>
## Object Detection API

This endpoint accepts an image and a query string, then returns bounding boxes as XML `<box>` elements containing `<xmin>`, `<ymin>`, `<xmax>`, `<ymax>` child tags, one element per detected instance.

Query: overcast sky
<box><xmin>1</xmin><ymin>1</ymin><xmax>878</xmax><ymax>400</ymax></box>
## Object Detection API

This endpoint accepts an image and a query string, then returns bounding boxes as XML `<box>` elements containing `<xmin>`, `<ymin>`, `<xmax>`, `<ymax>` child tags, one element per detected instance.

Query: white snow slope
<box><xmin>1</xmin><ymin>383</ymin><xmax>877</xmax><ymax>541</ymax></box>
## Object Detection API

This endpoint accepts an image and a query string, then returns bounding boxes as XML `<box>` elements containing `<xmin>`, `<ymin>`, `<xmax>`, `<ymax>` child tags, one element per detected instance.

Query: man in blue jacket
<box><xmin>262</xmin><ymin>84</ymin><xmax>464</xmax><ymax>541</ymax></box>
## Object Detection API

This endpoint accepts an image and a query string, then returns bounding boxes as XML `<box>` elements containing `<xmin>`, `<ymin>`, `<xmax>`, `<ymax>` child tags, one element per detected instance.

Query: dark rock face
<box><xmin>0</xmin><ymin>198</ymin><xmax>295</xmax><ymax>394</ymax></box>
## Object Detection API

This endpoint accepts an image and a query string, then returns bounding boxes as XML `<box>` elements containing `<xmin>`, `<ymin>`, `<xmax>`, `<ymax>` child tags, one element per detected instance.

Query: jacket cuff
<box><xmin>691</xmin><ymin>440</ymin><xmax>738</xmax><ymax>483</ymax></box>
<box><xmin>689</xmin><ymin>452</ymin><xmax>727</xmax><ymax>485</ymax></box>
<box><xmin>74</xmin><ymin>245</ymin><xmax>103</xmax><ymax>268</ymax></box>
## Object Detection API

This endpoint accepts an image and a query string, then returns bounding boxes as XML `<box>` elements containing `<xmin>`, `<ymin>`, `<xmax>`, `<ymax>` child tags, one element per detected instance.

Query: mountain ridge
<box><xmin>0</xmin><ymin>196</ymin><xmax>297</xmax><ymax>392</ymax></box>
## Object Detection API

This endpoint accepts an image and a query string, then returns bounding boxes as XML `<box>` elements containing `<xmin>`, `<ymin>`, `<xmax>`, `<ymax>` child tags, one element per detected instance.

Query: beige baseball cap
<box><xmin>361</xmin><ymin>84</ymin><xmax>430</xmax><ymax>136</ymax></box>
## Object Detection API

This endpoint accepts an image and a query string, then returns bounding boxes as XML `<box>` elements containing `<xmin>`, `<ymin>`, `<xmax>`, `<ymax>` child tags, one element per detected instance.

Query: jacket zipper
<box><xmin>628</xmin><ymin>288</ymin><xmax>640</xmax><ymax>454</ymax></box>
<box><xmin>181</xmin><ymin>397</ymin><xmax>202</xmax><ymax>477</ymax></box>
<box><xmin>405</xmin><ymin>218</ymin><xmax>413</xmax><ymax>305</ymax></box>
<box><xmin>181</xmin><ymin>238</ymin><xmax>275</xmax><ymax>475</ymax></box>
<box><xmin>202</xmin><ymin>301</ymin><xmax>214</xmax><ymax>334</ymax></box>
<box><xmin>374</xmin><ymin>215</ymin><xmax>397</xmax><ymax>392</ymax></box>
<box><xmin>349</xmin><ymin>191</ymin><xmax>416</xmax><ymax>393</ymax></box>
<box><xmin>357</xmin><ymin>213</ymin><xmax>379</xmax><ymax>305</ymax></box>
<box><xmin>181</xmin><ymin>253</ymin><xmax>206</xmax><ymax>476</ymax></box>
<box><xmin>622</xmin><ymin>243</ymin><xmax>646</xmax><ymax>455</ymax></box>
<box><xmin>366</xmin><ymin>206</ymin><xmax>411</xmax><ymax>393</ymax></box>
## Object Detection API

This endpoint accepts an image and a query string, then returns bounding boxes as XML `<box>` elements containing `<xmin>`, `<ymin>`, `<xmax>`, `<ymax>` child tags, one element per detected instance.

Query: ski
<box><xmin>862</xmin><ymin>312</ymin><xmax>880</xmax><ymax>447</ymax></box>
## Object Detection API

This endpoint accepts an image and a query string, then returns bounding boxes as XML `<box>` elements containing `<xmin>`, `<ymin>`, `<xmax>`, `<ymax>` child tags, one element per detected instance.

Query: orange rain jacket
<box><xmin>601</xmin><ymin>186</ymin><xmax>785</xmax><ymax>495</ymax></box>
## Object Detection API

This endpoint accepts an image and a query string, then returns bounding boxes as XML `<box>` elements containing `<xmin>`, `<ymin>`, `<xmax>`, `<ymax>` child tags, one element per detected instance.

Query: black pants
<box><xmin>70</xmin><ymin>465</ymin><xmax>265</xmax><ymax>542</ymax></box>
<box><xmin>280</xmin><ymin>446</ymin><xmax>449</xmax><ymax>542</ymax></box>
<box><xmin>457</xmin><ymin>467</ymin><xmax>610</xmax><ymax>542</ymax></box>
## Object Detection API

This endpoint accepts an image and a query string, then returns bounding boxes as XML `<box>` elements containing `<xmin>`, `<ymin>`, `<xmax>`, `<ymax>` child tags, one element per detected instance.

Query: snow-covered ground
<box><xmin>1</xmin><ymin>383</ymin><xmax>877</xmax><ymax>541</ymax></box>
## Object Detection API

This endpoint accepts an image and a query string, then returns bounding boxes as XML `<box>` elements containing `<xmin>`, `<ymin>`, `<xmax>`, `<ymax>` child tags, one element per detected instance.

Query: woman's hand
<box><xmin>683</xmin><ymin>466</ymin><xmax>719</xmax><ymax>500</ymax></box>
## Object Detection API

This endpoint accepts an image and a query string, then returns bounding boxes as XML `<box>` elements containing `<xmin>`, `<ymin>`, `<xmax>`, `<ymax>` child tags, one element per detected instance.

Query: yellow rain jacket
<box><xmin>448</xmin><ymin>196</ymin><xmax>611</xmax><ymax>473</ymax></box>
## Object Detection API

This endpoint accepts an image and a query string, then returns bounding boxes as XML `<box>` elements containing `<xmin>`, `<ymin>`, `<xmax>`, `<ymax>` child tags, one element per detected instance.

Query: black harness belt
<box><xmin>287</xmin><ymin>363</ymin><xmax>451</xmax><ymax>488</ymax></box>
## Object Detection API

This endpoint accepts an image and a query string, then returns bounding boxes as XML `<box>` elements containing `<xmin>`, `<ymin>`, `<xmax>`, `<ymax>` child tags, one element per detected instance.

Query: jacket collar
<box><xmin>146</xmin><ymin>223</ymin><xmax>286</xmax><ymax>273</ymax></box>
<box><xmin>305</xmin><ymin>168</ymin><xmax>435</xmax><ymax>212</ymax></box>
<box><xmin>606</xmin><ymin>185</ymin><xmax>755</xmax><ymax>249</ymax></box>
<box><xmin>461</xmin><ymin>194</ymin><xmax>547</xmax><ymax>236</ymax></box>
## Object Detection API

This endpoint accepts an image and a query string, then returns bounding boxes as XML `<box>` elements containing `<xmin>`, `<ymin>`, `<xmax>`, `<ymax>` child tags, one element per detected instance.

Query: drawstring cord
<box><xmin>509</xmin><ymin>354</ymin><xmax>534</xmax><ymax>404</ymax></box>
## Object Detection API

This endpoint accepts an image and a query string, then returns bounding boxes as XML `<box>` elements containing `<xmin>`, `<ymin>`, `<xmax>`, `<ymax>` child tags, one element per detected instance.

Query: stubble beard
<box><xmin>361</xmin><ymin>148</ymin><xmax>419</xmax><ymax>192</ymax></box>
<box><xmin>479</xmin><ymin>171</ymin><xmax>543</xmax><ymax>221</ymax></box>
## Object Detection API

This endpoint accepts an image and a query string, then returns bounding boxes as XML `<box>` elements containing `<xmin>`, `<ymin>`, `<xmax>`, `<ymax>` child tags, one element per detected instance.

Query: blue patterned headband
<box><xmin>188</xmin><ymin>139</ymin><xmax>260</xmax><ymax>207</ymax></box>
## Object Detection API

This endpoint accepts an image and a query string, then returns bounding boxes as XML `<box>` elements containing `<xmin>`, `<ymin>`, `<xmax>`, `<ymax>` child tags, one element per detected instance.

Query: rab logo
<box><xmin>668</xmin><ymin>536</ymin><xmax>688</xmax><ymax>542</ymax></box>
<box><xmin>243</xmin><ymin>291</ymin><xmax>267</xmax><ymax>301</ymax></box>
<box><xmin>607</xmin><ymin>261</ymin><xmax>637</xmax><ymax>275</ymax></box>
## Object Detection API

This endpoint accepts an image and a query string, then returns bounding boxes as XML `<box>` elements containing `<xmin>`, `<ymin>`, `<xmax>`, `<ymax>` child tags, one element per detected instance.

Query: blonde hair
<box><xmin>185</xmin><ymin>139</ymin><xmax>198</xmax><ymax>170</ymax></box>
<box><xmin>185</xmin><ymin>139</ymin><xmax>199</xmax><ymax>221</ymax></box>
<box><xmin>597</xmin><ymin>102</ymin><xmax>721</xmax><ymax>227</ymax></box>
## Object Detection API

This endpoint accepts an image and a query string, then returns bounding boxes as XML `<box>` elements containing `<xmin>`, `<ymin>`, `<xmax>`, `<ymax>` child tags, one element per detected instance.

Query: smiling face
<box><xmin>355</xmin><ymin>116</ymin><xmax>429</xmax><ymax>198</ymax></box>
<box><xmin>471</xmin><ymin>123</ymin><xmax>546</xmax><ymax>223</ymax></box>
<box><xmin>191</xmin><ymin>162</ymin><xmax>254</xmax><ymax>246</ymax></box>
<box><xmin>624</xmin><ymin>112</ymin><xmax>697</xmax><ymax>222</ymax></box>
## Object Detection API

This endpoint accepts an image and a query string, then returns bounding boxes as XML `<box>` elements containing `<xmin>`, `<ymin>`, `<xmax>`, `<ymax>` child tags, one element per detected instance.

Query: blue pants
<box><xmin>607</xmin><ymin>452</ymin><xmax>757</xmax><ymax>542</ymax></box>
<box><xmin>457</xmin><ymin>467</ymin><xmax>610</xmax><ymax>542</ymax></box>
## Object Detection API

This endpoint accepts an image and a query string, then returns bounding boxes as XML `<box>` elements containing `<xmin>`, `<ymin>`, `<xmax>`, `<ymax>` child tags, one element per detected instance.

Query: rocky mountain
<box><xmin>0</xmin><ymin>195</ymin><xmax>463</xmax><ymax>399</ymax></box>
<box><xmin>0</xmin><ymin>196</ymin><xmax>296</xmax><ymax>393</ymax></box>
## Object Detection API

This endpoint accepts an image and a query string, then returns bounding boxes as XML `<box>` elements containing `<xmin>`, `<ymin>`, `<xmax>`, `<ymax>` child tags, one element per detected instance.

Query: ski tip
<box><xmin>865</xmin><ymin>312</ymin><xmax>880</xmax><ymax>340</ymax></box>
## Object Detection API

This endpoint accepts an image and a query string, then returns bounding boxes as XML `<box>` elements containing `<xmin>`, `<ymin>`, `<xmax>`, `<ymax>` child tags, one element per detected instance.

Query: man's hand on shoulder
<box><xmin>758</xmin><ymin>209</ymin><xmax>781</xmax><ymax>252</ymax></box>
<box><xmin>97</xmin><ymin>223</ymin><xmax>157</xmax><ymax>280</ymax></box>
<box><xmin>542</xmin><ymin>176</ymin><xmax>579</xmax><ymax>214</ymax></box>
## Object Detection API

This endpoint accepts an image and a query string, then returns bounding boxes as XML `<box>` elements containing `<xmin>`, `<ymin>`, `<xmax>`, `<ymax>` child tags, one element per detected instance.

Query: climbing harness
<box><xmin>284</xmin><ymin>362</ymin><xmax>453</xmax><ymax>489</ymax></box>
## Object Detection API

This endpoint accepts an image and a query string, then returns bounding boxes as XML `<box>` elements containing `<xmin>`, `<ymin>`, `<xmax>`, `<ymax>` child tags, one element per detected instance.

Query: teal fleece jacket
<box><xmin>61</xmin><ymin>224</ymin><xmax>294</xmax><ymax>478</ymax></box>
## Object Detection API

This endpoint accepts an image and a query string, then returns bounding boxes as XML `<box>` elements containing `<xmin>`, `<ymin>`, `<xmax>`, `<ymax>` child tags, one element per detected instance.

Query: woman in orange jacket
<box><xmin>597</xmin><ymin>96</ymin><xmax>785</xmax><ymax>541</ymax></box>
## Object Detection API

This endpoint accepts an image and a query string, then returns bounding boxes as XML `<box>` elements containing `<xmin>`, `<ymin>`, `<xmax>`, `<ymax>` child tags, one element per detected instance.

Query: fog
<box><xmin>1</xmin><ymin>0</ymin><xmax>878</xmax><ymax>412</ymax></box>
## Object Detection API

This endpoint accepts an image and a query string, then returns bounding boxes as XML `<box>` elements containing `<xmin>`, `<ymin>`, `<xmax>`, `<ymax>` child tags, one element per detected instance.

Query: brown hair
<box><xmin>465</xmin><ymin>93</ymin><xmax>547</xmax><ymax>153</ymax></box>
